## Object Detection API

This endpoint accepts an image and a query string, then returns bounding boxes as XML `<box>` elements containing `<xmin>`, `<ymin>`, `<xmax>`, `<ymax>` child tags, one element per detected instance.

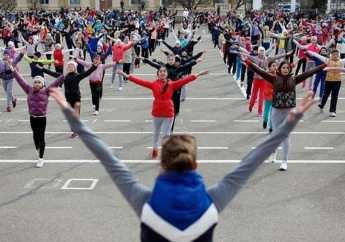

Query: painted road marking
<box><xmin>1</xmin><ymin>131</ymin><xmax>345</xmax><ymax>134</ymax></box>
<box><xmin>304</xmin><ymin>147</ymin><xmax>334</xmax><ymax>150</ymax></box>
<box><xmin>46</xmin><ymin>147</ymin><xmax>73</xmax><ymax>149</ymax></box>
<box><xmin>0</xmin><ymin>146</ymin><xmax>17</xmax><ymax>149</ymax></box>
<box><xmin>234</xmin><ymin>120</ymin><xmax>259</xmax><ymax>122</ymax></box>
<box><xmin>191</xmin><ymin>120</ymin><xmax>216</xmax><ymax>123</ymax></box>
<box><xmin>104</xmin><ymin>120</ymin><xmax>131</xmax><ymax>122</ymax></box>
<box><xmin>25</xmin><ymin>179</ymin><xmax>63</xmax><ymax>189</ymax></box>
<box><xmin>109</xmin><ymin>146</ymin><xmax>123</xmax><ymax>149</ymax></box>
<box><xmin>1</xmin><ymin>160</ymin><xmax>345</xmax><ymax>164</ymax></box>
<box><xmin>61</xmin><ymin>179</ymin><xmax>98</xmax><ymax>190</ymax></box>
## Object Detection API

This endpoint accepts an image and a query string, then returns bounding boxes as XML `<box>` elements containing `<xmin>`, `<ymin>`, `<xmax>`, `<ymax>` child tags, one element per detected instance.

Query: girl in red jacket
<box><xmin>262</xmin><ymin>61</ymin><xmax>277</xmax><ymax>134</ymax></box>
<box><xmin>116</xmin><ymin>66</ymin><xmax>209</xmax><ymax>158</ymax></box>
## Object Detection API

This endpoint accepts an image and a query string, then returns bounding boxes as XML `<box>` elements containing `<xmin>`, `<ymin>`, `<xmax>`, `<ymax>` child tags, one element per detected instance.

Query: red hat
<box><xmin>246</xmin><ymin>37</ymin><xmax>251</xmax><ymax>41</ymax></box>
<box><xmin>28</xmin><ymin>36</ymin><xmax>33</xmax><ymax>40</ymax></box>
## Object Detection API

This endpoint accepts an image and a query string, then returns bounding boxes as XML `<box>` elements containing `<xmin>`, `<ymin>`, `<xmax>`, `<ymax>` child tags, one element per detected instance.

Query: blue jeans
<box><xmin>313</xmin><ymin>71</ymin><xmax>326</xmax><ymax>98</ymax></box>
<box><xmin>2</xmin><ymin>78</ymin><xmax>15</xmax><ymax>107</ymax></box>
<box><xmin>235</xmin><ymin>56</ymin><xmax>242</xmax><ymax>80</ymax></box>
<box><xmin>111</xmin><ymin>63</ymin><xmax>124</xmax><ymax>87</ymax></box>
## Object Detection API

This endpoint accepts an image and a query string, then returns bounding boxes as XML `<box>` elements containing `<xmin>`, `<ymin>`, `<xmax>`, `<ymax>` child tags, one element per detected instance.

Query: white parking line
<box><xmin>46</xmin><ymin>147</ymin><xmax>73</xmax><ymax>149</ymax></box>
<box><xmin>1</xmin><ymin>131</ymin><xmax>345</xmax><ymax>134</ymax></box>
<box><xmin>191</xmin><ymin>120</ymin><xmax>216</xmax><ymax>123</ymax></box>
<box><xmin>322</xmin><ymin>120</ymin><xmax>345</xmax><ymax>123</ymax></box>
<box><xmin>104</xmin><ymin>120</ymin><xmax>131</xmax><ymax>122</ymax></box>
<box><xmin>0</xmin><ymin>146</ymin><xmax>17</xmax><ymax>149</ymax></box>
<box><xmin>1</xmin><ymin>160</ymin><xmax>345</xmax><ymax>164</ymax></box>
<box><xmin>304</xmin><ymin>147</ymin><xmax>334</xmax><ymax>150</ymax></box>
<box><xmin>234</xmin><ymin>120</ymin><xmax>259</xmax><ymax>122</ymax></box>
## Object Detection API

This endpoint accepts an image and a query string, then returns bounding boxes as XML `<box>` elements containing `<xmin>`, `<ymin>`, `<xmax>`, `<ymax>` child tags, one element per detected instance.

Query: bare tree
<box><xmin>232</xmin><ymin>0</ymin><xmax>247</xmax><ymax>10</ymax></box>
<box><xmin>172</xmin><ymin>0</ymin><xmax>211</xmax><ymax>11</ymax></box>
<box><xmin>28</xmin><ymin>0</ymin><xmax>41</xmax><ymax>10</ymax></box>
<box><xmin>1</xmin><ymin>0</ymin><xmax>17</xmax><ymax>12</ymax></box>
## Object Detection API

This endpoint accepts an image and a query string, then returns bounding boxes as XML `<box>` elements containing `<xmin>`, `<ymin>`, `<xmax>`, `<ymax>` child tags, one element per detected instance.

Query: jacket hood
<box><xmin>147</xmin><ymin>171</ymin><xmax>212</xmax><ymax>230</ymax></box>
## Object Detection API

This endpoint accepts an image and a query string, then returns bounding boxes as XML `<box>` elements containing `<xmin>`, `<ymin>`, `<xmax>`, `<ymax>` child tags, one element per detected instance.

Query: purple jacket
<box><xmin>0</xmin><ymin>53</ymin><xmax>24</xmax><ymax>80</ymax></box>
<box><xmin>13</xmin><ymin>71</ymin><xmax>65</xmax><ymax>117</ymax></box>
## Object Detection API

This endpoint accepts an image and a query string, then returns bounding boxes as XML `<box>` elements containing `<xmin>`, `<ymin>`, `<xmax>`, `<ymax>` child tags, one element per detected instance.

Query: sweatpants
<box><xmin>249</xmin><ymin>78</ymin><xmax>265</xmax><ymax>115</ymax></box>
<box><xmin>270</xmin><ymin>108</ymin><xmax>293</xmax><ymax>161</ymax></box>
<box><xmin>30</xmin><ymin>116</ymin><xmax>46</xmax><ymax>159</ymax></box>
<box><xmin>305</xmin><ymin>61</ymin><xmax>316</xmax><ymax>87</ymax></box>
<box><xmin>263</xmin><ymin>100</ymin><xmax>273</xmax><ymax>129</ymax></box>
<box><xmin>152</xmin><ymin>117</ymin><xmax>173</xmax><ymax>148</ymax></box>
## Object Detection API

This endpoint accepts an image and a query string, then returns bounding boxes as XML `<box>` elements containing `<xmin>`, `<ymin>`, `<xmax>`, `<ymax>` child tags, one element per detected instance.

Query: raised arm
<box><xmin>306</xmin><ymin>51</ymin><xmax>327</xmax><ymax>63</ymax></box>
<box><xmin>295</xmin><ymin>63</ymin><xmax>327</xmax><ymax>84</ymax></box>
<box><xmin>12</xmin><ymin>70</ymin><xmax>31</xmax><ymax>94</ymax></box>
<box><xmin>50</xmin><ymin>88</ymin><xmax>151</xmax><ymax>217</ymax></box>
<box><xmin>142</xmin><ymin>58</ymin><xmax>161</xmax><ymax>69</ymax></box>
<box><xmin>161</xmin><ymin>40</ymin><xmax>174</xmax><ymax>52</ymax></box>
<box><xmin>207</xmin><ymin>93</ymin><xmax>315</xmax><ymax>213</ymax></box>
<box><xmin>241</xmin><ymin>54</ymin><xmax>275</xmax><ymax>84</ymax></box>
<box><xmin>293</xmin><ymin>40</ymin><xmax>308</xmax><ymax>50</ymax></box>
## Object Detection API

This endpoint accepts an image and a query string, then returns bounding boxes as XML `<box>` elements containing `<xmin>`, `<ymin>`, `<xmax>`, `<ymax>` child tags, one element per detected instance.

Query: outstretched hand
<box><xmin>196</xmin><ymin>70</ymin><xmax>209</xmax><ymax>77</ymax></box>
<box><xmin>287</xmin><ymin>92</ymin><xmax>316</xmax><ymax>123</ymax></box>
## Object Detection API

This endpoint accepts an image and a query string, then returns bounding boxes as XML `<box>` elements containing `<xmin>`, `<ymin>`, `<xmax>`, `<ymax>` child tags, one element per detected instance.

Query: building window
<box><xmin>70</xmin><ymin>0</ymin><xmax>80</xmax><ymax>5</ymax></box>
<box><xmin>130</xmin><ymin>0</ymin><xmax>141</xmax><ymax>5</ymax></box>
<box><xmin>40</xmin><ymin>0</ymin><xmax>49</xmax><ymax>4</ymax></box>
<box><xmin>161</xmin><ymin>0</ymin><xmax>172</xmax><ymax>6</ymax></box>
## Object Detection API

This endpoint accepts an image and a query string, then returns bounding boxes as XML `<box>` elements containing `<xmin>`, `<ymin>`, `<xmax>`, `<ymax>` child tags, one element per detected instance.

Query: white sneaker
<box><xmin>118</xmin><ymin>87</ymin><xmax>122</xmax><ymax>91</ymax></box>
<box><xmin>330</xmin><ymin>112</ymin><xmax>336</xmax><ymax>117</ymax></box>
<box><xmin>93</xmin><ymin>110</ymin><xmax>99</xmax><ymax>115</ymax></box>
<box><xmin>36</xmin><ymin>158</ymin><xmax>44</xmax><ymax>168</ymax></box>
<box><xmin>110</xmin><ymin>84</ymin><xmax>114</xmax><ymax>89</ymax></box>
<box><xmin>279</xmin><ymin>160</ymin><xmax>287</xmax><ymax>171</ymax></box>
<box><xmin>269</xmin><ymin>151</ymin><xmax>277</xmax><ymax>163</ymax></box>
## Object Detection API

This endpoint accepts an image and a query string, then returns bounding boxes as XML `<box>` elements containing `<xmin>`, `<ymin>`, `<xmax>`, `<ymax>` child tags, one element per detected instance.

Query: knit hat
<box><xmin>175</xmin><ymin>40</ymin><xmax>180</xmax><ymax>45</ymax></box>
<box><xmin>33</xmin><ymin>76</ymin><xmax>45</xmax><ymax>85</ymax></box>
<box><xmin>55</xmin><ymin>44</ymin><xmax>62</xmax><ymax>49</ymax></box>
<box><xmin>175</xmin><ymin>55</ymin><xmax>181</xmax><ymax>62</ymax></box>
<box><xmin>34</xmin><ymin>52</ymin><xmax>41</xmax><ymax>58</ymax></box>
<box><xmin>28</xmin><ymin>36</ymin><xmax>34</xmax><ymax>40</ymax></box>
<box><xmin>3</xmin><ymin>49</ymin><xmax>11</xmax><ymax>56</ymax></box>
<box><xmin>8</xmin><ymin>41</ymin><xmax>14</xmax><ymax>47</ymax></box>
<box><xmin>245</xmin><ymin>37</ymin><xmax>251</xmax><ymax>41</ymax></box>
<box><xmin>67</xmin><ymin>61</ymin><xmax>78</xmax><ymax>68</ymax></box>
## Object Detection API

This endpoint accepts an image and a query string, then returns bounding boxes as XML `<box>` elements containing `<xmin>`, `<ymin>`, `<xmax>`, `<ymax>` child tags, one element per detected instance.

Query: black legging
<box><xmin>295</xmin><ymin>58</ymin><xmax>306</xmax><ymax>75</ymax></box>
<box><xmin>90</xmin><ymin>83</ymin><xmax>102</xmax><ymax>111</ymax></box>
<box><xmin>123</xmin><ymin>63</ymin><xmax>131</xmax><ymax>80</ymax></box>
<box><xmin>30</xmin><ymin>116</ymin><xmax>46</xmax><ymax>159</ymax></box>
<box><xmin>55</xmin><ymin>66</ymin><xmax>64</xmax><ymax>87</ymax></box>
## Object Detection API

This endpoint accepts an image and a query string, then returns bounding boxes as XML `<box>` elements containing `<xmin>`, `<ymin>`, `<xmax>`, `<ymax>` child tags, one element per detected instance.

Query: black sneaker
<box><xmin>263</xmin><ymin>120</ymin><xmax>267</xmax><ymax>129</ymax></box>
<box><xmin>269</xmin><ymin>128</ymin><xmax>273</xmax><ymax>134</ymax></box>
<box><xmin>318</xmin><ymin>104</ymin><xmax>323</xmax><ymax>113</ymax></box>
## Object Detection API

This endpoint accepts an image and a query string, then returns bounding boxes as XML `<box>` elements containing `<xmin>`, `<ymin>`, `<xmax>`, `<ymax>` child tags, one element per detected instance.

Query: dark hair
<box><xmin>92</xmin><ymin>54</ymin><xmax>100</xmax><ymax>59</ymax></box>
<box><xmin>268</xmin><ymin>61</ymin><xmax>277</xmax><ymax>68</ymax></box>
<box><xmin>277</xmin><ymin>61</ymin><xmax>292</xmax><ymax>75</ymax></box>
<box><xmin>253</xmin><ymin>46</ymin><xmax>258</xmax><ymax>51</ymax></box>
<box><xmin>331</xmin><ymin>49</ymin><xmax>339</xmax><ymax>54</ymax></box>
<box><xmin>167</xmin><ymin>54</ymin><xmax>175</xmax><ymax>60</ymax></box>
<box><xmin>161</xmin><ymin>134</ymin><xmax>197</xmax><ymax>172</ymax></box>
<box><xmin>157</xmin><ymin>65</ymin><xmax>169</xmax><ymax>94</ymax></box>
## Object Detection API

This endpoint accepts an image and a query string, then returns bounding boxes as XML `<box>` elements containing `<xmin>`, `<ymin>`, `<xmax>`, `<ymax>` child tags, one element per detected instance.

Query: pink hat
<box><xmin>67</xmin><ymin>61</ymin><xmax>77</xmax><ymax>68</ymax></box>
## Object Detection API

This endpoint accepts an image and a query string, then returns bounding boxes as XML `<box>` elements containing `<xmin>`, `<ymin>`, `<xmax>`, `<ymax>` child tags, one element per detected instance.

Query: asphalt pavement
<box><xmin>0</xmin><ymin>26</ymin><xmax>345</xmax><ymax>241</ymax></box>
